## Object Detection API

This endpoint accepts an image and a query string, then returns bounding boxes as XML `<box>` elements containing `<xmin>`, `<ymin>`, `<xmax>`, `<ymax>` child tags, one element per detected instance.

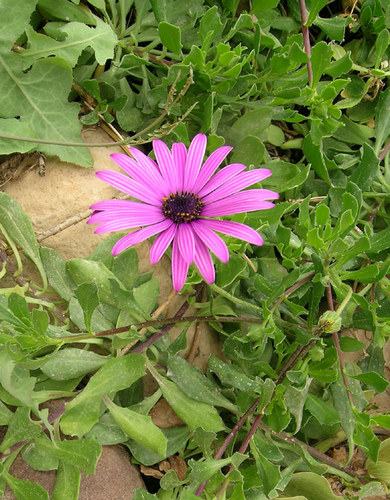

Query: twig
<box><xmin>378</xmin><ymin>138</ymin><xmax>390</xmax><ymax>160</ymax></box>
<box><xmin>298</xmin><ymin>0</ymin><xmax>313</xmax><ymax>85</ymax></box>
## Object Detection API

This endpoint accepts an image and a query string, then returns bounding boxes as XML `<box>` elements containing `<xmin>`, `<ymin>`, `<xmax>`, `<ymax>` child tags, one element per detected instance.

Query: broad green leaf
<box><xmin>40</xmin><ymin>246</ymin><xmax>76</xmax><ymax>301</ymax></box>
<box><xmin>151</xmin><ymin>369</ymin><xmax>225</xmax><ymax>432</ymax></box>
<box><xmin>375</xmin><ymin>87</ymin><xmax>390</xmax><ymax>153</ymax></box>
<box><xmin>133</xmin><ymin>278</ymin><xmax>159</xmax><ymax>315</ymax></box>
<box><xmin>0</xmin><ymin>118</ymin><xmax>38</xmax><ymax>153</ymax></box>
<box><xmin>306</xmin><ymin>0</ymin><xmax>329</xmax><ymax>26</ymax></box>
<box><xmin>22</xmin><ymin>434</ymin><xmax>59</xmax><ymax>471</ymax></box>
<box><xmin>283</xmin><ymin>472</ymin><xmax>342</xmax><ymax>499</ymax></box>
<box><xmin>310</xmin><ymin>41</ymin><xmax>332</xmax><ymax>87</ymax></box>
<box><xmin>230</xmin><ymin>135</ymin><xmax>266</xmax><ymax>167</ymax></box>
<box><xmin>66</xmin><ymin>354</ymin><xmax>146</xmax><ymax>410</ymax></box>
<box><xmin>302</xmin><ymin>135</ymin><xmax>331</xmax><ymax>184</ymax></box>
<box><xmin>37</xmin><ymin>0</ymin><xmax>97</xmax><ymax>24</ymax></box>
<box><xmin>0</xmin><ymin>54</ymin><xmax>92</xmax><ymax>166</ymax></box>
<box><xmin>350</xmin><ymin>143</ymin><xmax>379</xmax><ymax>191</ymax></box>
<box><xmin>86</xmin><ymin>412</ymin><xmax>127</xmax><ymax>445</ymax></box>
<box><xmin>349</xmin><ymin>372</ymin><xmax>389</xmax><ymax>393</ymax></box>
<box><xmin>262</xmin><ymin>160</ymin><xmax>310</xmax><ymax>192</ymax></box>
<box><xmin>0</xmin><ymin>192</ymin><xmax>47</xmax><ymax>288</ymax></box>
<box><xmin>126</xmin><ymin>426</ymin><xmax>191</xmax><ymax>466</ymax></box>
<box><xmin>52</xmin><ymin>462</ymin><xmax>80</xmax><ymax>500</ymax></box>
<box><xmin>251</xmin><ymin>439</ymin><xmax>281</xmax><ymax>495</ymax></box>
<box><xmin>22</xmin><ymin>19</ymin><xmax>117</xmax><ymax>68</ymax></box>
<box><xmin>188</xmin><ymin>454</ymin><xmax>246</xmax><ymax>483</ymax></box>
<box><xmin>112</xmin><ymin>246</ymin><xmax>139</xmax><ymax>289</ymax></box>
<box><xmin>305</xmin><ymin>393</ymin><xmax>340</xmax><ymax>426</ymax></box>
<box><xmin>369</xmin><ymin>227</ymin><xmax>390</xmax><ymax>254</ymax></box>
<box><xmin>104</xmin><ymin>398</ymin><xmax>167</xmax><ymax>457</ymax></box>
<box><xmin>229</xmin><ymin>108</ymin><xmax>273</xmax><ymax>146</ymax></box>
<box><xmin>75</xmin><ymin>283</ymin><xmax>99</xmax><ymax>332</ymax></box>
<box><xmin>41</xmin><ymin>348</ymin><xmax>107</xmax><ymax>381</ymax></box>
<box><xmin>0</xmin><ymin>0</ymin><xmax>38</xmax><ymax>47</ymax></box>
<box><xmin>331</xmin><ymin>378</ymin><xmax>355</xmax><ymax>463</ymax></box>
<box><xmin>215</xmin><ymin>254</ymin><xmax>247</xmax><ymax>288</ymax></box>
<box><xmin>0</xmin><ymin>350</ymin><xmax>36</xmax><ymax>406</ymax></box>
<box><xmin>208</xmin><ymin>355</ymin><xmax>259</xmax><ymax>392</ymax></box>
<box><xmin>35</xmin><ymin>437</ymin><xmax>102</xmax><ymax>476</ymax></box>
<box><xmin>3</xmin><ymin>473</ymin><xmax>49</xmax><ymax>500</ymax></box>
<box><xmin>158</xmin><ymin>22</ymin><xmax>182</xmax><ymax>55</ymax></box>
<box><xmin>313</xmin><ymin>16</ymin><xmax>347</xmax><ymax>42</ymax></box>
<box><xmin>284</xmin><ymin>378</ymin><xmax>311</xmax><ymax>433</ymax></box>
<box><xmin>199</xmin><ymin>5</ymin><xmax>223</xmax><ymax>41</ymax></box>
<box><xmin>0</xmin><ymin>407</ymin><xmax>42</xmax><ymax>453</ymax></box>
<box><xmin>375</xmin><ymin>29</ymin><xmax>390</xmax><ymax>68</ymax></box>
<box><xmin>167</xmin><ymin>355</ymin><xmax>238</xmax><ymax>412</ymax></box>
<box><xmin>61</xmin><ymin>397</ymin><xmax>101</xmax><ymax>437</ymax></box>
<box><xmin>0</xmin><ymin>400</ymin><xmax>13</xmax><ymax>425</ymax></box>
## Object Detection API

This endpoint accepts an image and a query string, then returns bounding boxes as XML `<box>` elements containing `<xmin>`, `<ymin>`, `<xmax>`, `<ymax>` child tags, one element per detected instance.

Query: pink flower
<box><xmin>88</xmin><ymin>134</ymin><xmax>278</xmax><ymax>291</ymax></box>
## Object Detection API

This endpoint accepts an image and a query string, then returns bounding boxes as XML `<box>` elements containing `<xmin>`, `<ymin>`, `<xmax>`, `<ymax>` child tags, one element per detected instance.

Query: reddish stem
<box><xmin>298</xmin><ymin>0</ymin><xmax>313</xmax><ymax>85</ymax></box>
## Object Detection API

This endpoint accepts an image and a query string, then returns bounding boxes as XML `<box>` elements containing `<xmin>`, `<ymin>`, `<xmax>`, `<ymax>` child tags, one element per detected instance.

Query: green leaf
<box><xmin>261</xmin><ymin>160</ymin><xmax>310</xmax><ymax>192</ymax></box>
<box><xmin>0</xmin><ymin>118</ymin><xmax>38</xmax><ymax>154</ymax></box>
<box><xmin>284</xmin><ymin>378</ymin><xmax>311</xmax><ymax>433</ymax></box>
<box><xmin>208</xmin><ymin>355</ymin><xmax>259</xmax><ymax>392</ymax></box>
<box><xmin>310</xmin><ymin>41</ymin><xmax>333</xmax><ymax>87</ymax></box>
<box><xmin>251</xmin><ymin>438</ymin><xmax>281</xmax><ymax>495</ymax></box>
<box><xmin>230</xmin><ymin>135</ymin><xmax>266</xmax><ymax>167</ymax></box>
<box><xmin>41</xmin><ymin>348</ymin><xmax>107</xmax><ymax>381</ymax></box>
<box><xmin>306</xmin><ymin>0</ymin><xmax>329</xmax><ymax>26</ymax></box>
<box><xmin>112</xmin><ymin>246</ymin><xmax>139</xmax><ymax>289</ymax></box>
<box><xmin>0</xmin><ymin>0</ymin><xmax>38</xmax><ymax>47</ymax></box>
<box><xmin>151</xmin><ymin>369</ymin><xmax>225</xmax><ymax>432</ymax></box>
<box><xmin>350</xmin><ymin>143</ymin><xmax>379</xmax><ymax>191</ymax></box>
<box><xmin>0</xmin><ymin>400</ymin><xmax>13</xmax><ymax>425</ymax></box>
<box><xmin>369</xmin><ymin>227</ymin><xmax>390</xmax><ymax>254</ymax></box>
<box><xmin>167</xmin><ymin>355</ymin><xmax>237</xmax><ymax>412</ymax></box>
<box><xmin>126</xmin><ymin>426</ymin><xmax>191</xmax><ymax>466</ymax></box>
<box><xmin>21</xmin><ymin>19</ymin><xmax>117</xmax><ymax>68</ymax></box>
<box><xmin>350</xmin><ymin>372</ymin><xmax>389</xmax><ymax>393</ymax></box>
<box><xmin>374</xmin><ymin>88</ymin><xmax>390</xmax><ymax>153</ymax></box>
<box><xmin>302</xmin><ymin>135</ymin><xmax>331</xmax><ymax>184</ymax></box>
<box><xmin>3</xmin><ymin>473</ymin><xmax>49</xmax><ymax>500</ymax></box>
<box><xmin>66</xmin><ymin>354</ymin><xmax>146</xmax><ymax>410</ymax></box>
<box><xmin>199</xmin><ymin>5</ymin><xmax>223</xmax><ymax>41</ymax></box>
<box><xmin>313</xmin><ymin>17</ymin><xmax>347</xmax><ymax>42</ymax></box>
<box><xmin>305</xmin><ymin>393</ymin><xmax>340</xmax><ymax>426</ymax></box>
<box><xmin>331</xmin><ymin>378</ymin><xmax>355</xmax><ymax>463</ymax></box>
<box><xmin>75</xmin><ymin>283</ymin><xmax>99</xmax><ymax>332</ymax></box>
<box><xmin>61</xmin><ymin>397</ymin><xmax>101</xmax><ymax>437</ymax></box>
<box><xmin>158</xmin><ymin>22</ymin><xmax>182</xmax><ymax>55</ymax></box>
<box><xmin>0</xmin><ymin>407</ymin><xmax>42</xmax><ymax>453</ymax></box>
<box><xmin>0</xmin><ymin>350</ymin><xmax>36</xmax><ymax>406</ymax></box>
<box><xmin>35</xmin><ymin>437</ymin><xmax>102</xmax><ymax>476</ymax></box>
<box><xmin>22</xmin><ymin>434</ymin><xmax>59</xmax><ymax>471</ymax></box>
<box><xmin>40</xmin><ymin>246</ymin><xmax>75</xmax><ymax>301</ymax></box>
<box><xmin>104</xmin><ymin>398</ymin><xmax>167</xmax><ymax>457</ymax></box>
<box><xmin>0</xmin><ymin>192</ymin><xmax>47</xmax><ymax>289</ymax></box>
<box><xmin>37</xmin><ymin>0</ymin><xmax>97</xmax><ymax>24</ymax></box>
<box><xmin>0</xmin><ymin>53</ymin><xmax>92</xmax><ymax>166</ymax></box>
<box><xmin>215</xmin><ymin>254</ymin><xmax>247</xmax><ymax>288</ymax></box>
<box><xmin>283</xmin><ymin>472</ymin><xmax>342</xmax><ymax>499</ymax></box>
<box><xmin>52</xmin><ymin>462</ymin><xmax>80</xmax><ymax>500</ymax></box>
<box><xmin>229</xmin><ymin>108</ymin><xmax>273</xmax><ymax>146</ymax></box>
<box><xmin>375</xmin><ymin>29</ymin><xmax>390</xmax><ymax>68</ymax></box>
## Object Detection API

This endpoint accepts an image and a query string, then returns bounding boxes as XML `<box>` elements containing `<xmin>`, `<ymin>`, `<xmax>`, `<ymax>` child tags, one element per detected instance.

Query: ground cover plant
<box><xmin>1</xmin><ymin>0</ymin><xmax>390</xmax><ymax>498</ymax></box>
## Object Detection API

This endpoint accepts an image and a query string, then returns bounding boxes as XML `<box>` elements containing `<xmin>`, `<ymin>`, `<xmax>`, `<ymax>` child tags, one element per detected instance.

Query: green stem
<box><xmin>209</xmin><ymin>283</ymin><xmax>263</xmax><ymax>315</ymax></box>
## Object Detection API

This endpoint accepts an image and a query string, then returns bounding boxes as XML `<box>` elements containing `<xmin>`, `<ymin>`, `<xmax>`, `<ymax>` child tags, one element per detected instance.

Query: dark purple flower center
<box><xmin>162</xmin><ymin>192</ymin><xmax>204</xmax><ymax>223</ymax></box>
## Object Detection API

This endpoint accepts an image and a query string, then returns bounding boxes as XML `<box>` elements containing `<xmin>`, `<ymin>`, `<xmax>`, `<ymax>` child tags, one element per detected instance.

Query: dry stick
<box><xmin>378</xmin><ymin>138</ymin><xmax>390</xmax><ymax>160</ymax></box>
<box><xmin>299</xmin><ymin>0</ymin><xmax>313</xmax><ymax>85</ymax></box>
<box><xmin>327</xmin><ymin>281</ymin><xmax>354</xmax><ymax>406</ymax></box>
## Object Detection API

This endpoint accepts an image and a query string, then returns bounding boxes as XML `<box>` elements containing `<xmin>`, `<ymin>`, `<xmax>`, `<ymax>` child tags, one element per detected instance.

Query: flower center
<box><xmin>162</xmin><ymin>192</ymin><xmax>204</xmax><ymax>223</ymax></box>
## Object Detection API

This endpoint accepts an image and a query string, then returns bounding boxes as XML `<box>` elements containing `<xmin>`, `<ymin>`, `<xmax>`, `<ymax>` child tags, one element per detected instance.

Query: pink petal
<box><xmin>153</xmin><ymin>139</ymin><xmax>179</xmax><ymax>191</ymax></box>
<box><xmin>110</xmin><ymin>153</ymin><xmax>167</xmax><ymax>196</ymax></box>
<box><xmin>96</xmin><ymin>171</ymin><xmax>161</xmax><ymax>206</ymax></box>
<box><xmin>172</xmin><ymin>142</ymin><xmax>187</xmax><ymax>192</ymax></box>
<box><xmin>150</xmin><ymin>224</ymin><xmax>177</xmax><ymax>264</ymax></box>
<box><xmin>172</xmin><ymin>237</ymin><xmax>189</xmax><ymax>292</ymax></box>
<box><xmin>194</xmin><ymin>235</ymin><xmax>215</xmax><ymax>284</ymax></box>
<box><xmin>90</xmin><ymin>199</ymin><xmax>138</xmax><ymax>210</ymax></box>
<box><xmin>176</xmin><ymin>223</ymin><xmax>195</xmax><ymax>264</ymax></box>
<box><xmin>191</xmin><ymin>220</ymin><xmax>229</xmax><ymax>263</ymax></box>
<box><xmin>94</xmin><ymin>211</ymin><xmax>165</xmax><ymax>233</ymax></box>
<box><xmin>183</xmin><ymin>134</ymin><xmax>207</xmax><ymax>191</ymax></box>
<box><xmin>112</xmin><ymin>219</ymin><xmax>173</xmax><ymax>255</ymax></box>
<box><xmin>88</xmin><ymin>201</ymin><xmax>159</xmax><ymax>223</ymax></box>
<box><xmin>192</xmin><ymin>145</ymin><xmax>232</xmax><ymax>193</ymax></box>
<box><xmin>203</xmin><ymin>220</ymin><xmax>263</xmax><ymax>246</ymax></box>
<box><xmin>198</xmin><ymin>163</ymin><xmax>246</xmax><ymax>198</ymax></box>
<box><xmin>202</xmin><ymin>190</ymin><xmax>278</xmax><ymax>217</ymax></box>
<box><xmin>202</xmin><ymin>169</ymin><xmax>272</xmax><ymax>203</ymax></box>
